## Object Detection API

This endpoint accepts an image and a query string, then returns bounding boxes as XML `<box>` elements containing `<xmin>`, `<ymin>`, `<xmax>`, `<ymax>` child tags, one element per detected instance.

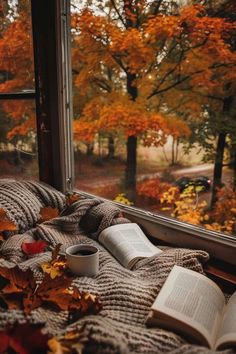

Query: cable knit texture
<box><xmin>0</xmin><ymin>180</ymin><xmax>234</xmax><ymax>354</ymax></box>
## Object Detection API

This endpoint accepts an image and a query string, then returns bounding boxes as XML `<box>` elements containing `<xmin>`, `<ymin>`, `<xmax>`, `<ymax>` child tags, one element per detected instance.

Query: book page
<box><xmin>150</xmin><ymin>265</ymin><xmax>225</xmax><ymax>349</ymax></box>
<box><xmin>215</xmin><ymin>292</ymin><xmax>236</xmax><ymax>350</ymax></box>
<box><xmin>98</xmin><ymin>223</ymin><xmax>162</xmax><ymax>269</ymax></box>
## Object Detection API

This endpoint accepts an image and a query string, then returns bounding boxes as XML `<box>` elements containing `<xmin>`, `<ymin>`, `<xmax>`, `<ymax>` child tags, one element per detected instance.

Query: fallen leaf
<box><xmin>65</xmin><ymin>193</ymin><xmax>80</xmax><ymax>206</ymax></box>
<box><xmin>41</xmin><ymin>244</ymin><xmax>66</xmax><ymax>279</ymax></box>
<box><xmin>51</xmin><ymin>243</ymin><xmax>63</xmax><ymax>261</ymax></box>
<box><xmin>0</xmin><ymin>208</ymin><xmax>17</xmax><ymax>235</ymax></box>
<box><xmin>47</xmin><ymin>338</ymin><xmax>67</xmax><ymax>354</ymax></box>
<box><xmin>0</xmin><ymin>322</ymin><xmax>49</xmax><ymax>354</ymax></box>
<box><xmin>41</xmin><ymin>260</ymin><xmax>66</xmax><ymax>279</ymax></box>
<box><xmin>0</xmin><ymin>332</ymin><xmax>9</xmax><ymax>354</ymax></box>
<box><xmin>0</xmin><ymin>266</ymin><xmax>34</xmax><ymax>292</ymax></box>
<box><xmin>48</xmin><ymin>326</ymin><xmax>88</xmax><ymax>354</ymax></box>
<box><xmin>0</xmin><ymin>249</ymin><xmax>101</xmax><ymax>317</ymax></box>
<box><xmin>0</xmin><ymin>266</ymin><xmax>37</xmax><ymax>312</ymax></box>
<box><xmin>21</xmin><ymin>241</ymin><xmax>48</xmax><ymax>255</ymax></box>
<box><xmin>38</xmin><ymin>207</ymin><xmax>59</xmax><ymax>223</ymax></box>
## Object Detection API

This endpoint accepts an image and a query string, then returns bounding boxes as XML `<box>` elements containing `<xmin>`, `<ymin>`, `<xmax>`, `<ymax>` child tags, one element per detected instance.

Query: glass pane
<box><xmin>71</xmin><ymin>1</ymin><xmax>236</xmax><ymax>238</ymax></box>
<box><xmin>0</xmin><ymin>99</ymin><xmax>38</xmax><ymax>180</ymax></box>
<box><xmin>0</xmin><ymin>1</ymin><xmax>34</xmax><ymax>93</ymax></box>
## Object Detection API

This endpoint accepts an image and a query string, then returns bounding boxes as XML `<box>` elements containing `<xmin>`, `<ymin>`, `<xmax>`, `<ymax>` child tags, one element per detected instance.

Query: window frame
<box><xmin>28</xmin><ymin>0</ymin><xmax>236</xmax><ymax>266</ymax></box>
<box><xmin>31</xmin><ymin>0</ymin><xmax>74</xmax><ymax>192</ymax></box>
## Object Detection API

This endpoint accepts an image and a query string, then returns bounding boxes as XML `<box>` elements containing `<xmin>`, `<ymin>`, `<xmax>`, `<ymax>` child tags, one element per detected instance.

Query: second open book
<box><xmin>146</xmin><ymin>265</ymin><xmax>236</xmax><ymax>350</ymax></box>
<box><xmin>98</xmin><ymin>223</ymin><xmax>162</xmax><ymax>269</ymax></box>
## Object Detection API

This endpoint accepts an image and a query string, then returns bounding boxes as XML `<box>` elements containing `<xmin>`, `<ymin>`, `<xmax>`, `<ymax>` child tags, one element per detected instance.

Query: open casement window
<box><xmin>0</xmin><ymin>1</ymin><xmax>38</xmax><ymax>180</ymax></box>
<box><xmin>18</xmin><ymin>0</ymin><xmax>236</xmax><ymax>271</ymax></box>
<box><xmin>69</xmin><ymin>0</ymin><xmax>236</xmax><ymax>268</ymax></box>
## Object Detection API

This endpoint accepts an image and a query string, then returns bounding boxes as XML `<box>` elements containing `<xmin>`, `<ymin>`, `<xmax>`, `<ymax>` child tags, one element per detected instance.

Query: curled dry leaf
<box><xmin>41</xmin><ymin>243</ymin><xmax>67</xmax><ymax>279</ymax></box>
<box><xmin>48</xmin><ymin>326</ymin><xmax>88</xmax><ymax>354</ymax></box>
<box><xmin>47</xmin><ymin>337</ymin><xmax>69</xmax><ymax>354</ymax></box>
<box><xmin>21</xmin><ymin>240</ymin><xmax>48</xmax><ymax>255</ymax></box>
<box><xmin>0</xmin><ymin>322</ymin><xmax>49</xmax><ymax>354</ymax></box>
<box><xmin>0</xmin><ymin>266</ymin><xmax>37</xmax><ymax>312</ymax></box>
<box><xmin>38</xmin><ymin>207</ymin><xmax>59</xmax><ymax>223</ymax></box>
<box><xmin>65</xmin><ymin>193</ymin><xmax>80</xmax><ymax>207</ymax></box>
<box><xmin>0</xmin><ymin>208</ymin><xmax>17</xmax><ymax>239</ymax></box>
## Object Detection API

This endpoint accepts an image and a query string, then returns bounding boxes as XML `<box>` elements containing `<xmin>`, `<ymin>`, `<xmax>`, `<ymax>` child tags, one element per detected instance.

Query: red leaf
<box><xmin>0</xmin><ymin>332</ymin><xmax>9</xmax><ymax>354</ymax></box>
<box><xmin>0</xmin><ymin>323</ymin><xmax>49</xmax><ymax>354</ymax></box>
<box><xmin>21</xmin><ymin>241</ymin><xmax>48</xmax><ymax>255</ymax></box>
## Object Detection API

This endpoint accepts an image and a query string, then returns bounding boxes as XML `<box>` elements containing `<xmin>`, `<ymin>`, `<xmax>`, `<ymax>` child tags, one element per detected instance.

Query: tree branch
<box><xmin>110</xmin><ymin>0</ymin><xmax>126</xmax><ymax>28</ymax></box>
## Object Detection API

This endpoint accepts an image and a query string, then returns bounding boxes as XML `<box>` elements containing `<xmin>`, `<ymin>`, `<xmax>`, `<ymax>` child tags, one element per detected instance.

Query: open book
<box><xmin>98</xmin><ymin>223</ymin><xmax>162</xmax><ymax>269</ymax></box>
<box><xmin>146</xmin><ymin>265</ymin><xmax>236</xmax><ymax>350</ymax></box>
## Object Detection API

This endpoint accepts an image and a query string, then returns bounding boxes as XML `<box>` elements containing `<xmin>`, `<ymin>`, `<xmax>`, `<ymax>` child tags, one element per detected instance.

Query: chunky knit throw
<box><xmin>0</xmin><ymin>180</ymin><xmax>234</xmax><ymax>354</ymax></box>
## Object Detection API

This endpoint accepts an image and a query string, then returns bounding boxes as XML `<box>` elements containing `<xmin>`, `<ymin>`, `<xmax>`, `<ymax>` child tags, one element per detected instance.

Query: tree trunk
<box><xmin>125</xmin><ymin>135</ymin><xmax>137</xmax><ymax>199</ymax></box>
<box><xmin>175</xmin><ymin>138</ymin><xmax>179</xmax><ymax>163</ymax></box>
<box><xmin>125</xmin><ymin>72</ymin><xmax>138</xmax><ymax>201</ymax></box>
<box><xmin>171</xmin><ymin>137</ymin><xmax>175</xmax><ymax>165</ymax></box>
<box><xmin>232</xmin><ymin>143</ymin><xmax>236</xmax><ymax>191</ymax></box>
<box><xmin>86</xmin><ymin>143</ymin><xmax>94</xmax><ymax>156</ymax></box>
<box><xmin>107</xmin><ymin>135</ymin><xmax>115</xmax><ymax>159</ymax></box>
<box><xmin>210</xmin><ymin>132</ymin><xmax>226</xmax><ymax>208</ymax></box>
<box><xmin>210</xmin><ymin>96</ymin><xmax>232</xmax><ymax>208</ymax></box>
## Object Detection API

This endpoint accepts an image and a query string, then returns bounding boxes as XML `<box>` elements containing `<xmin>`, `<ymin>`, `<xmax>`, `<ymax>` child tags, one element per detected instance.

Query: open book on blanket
<box><xmin>146</xmin><ymin>265</ymin><xmax>236</xmax><ymax>350</ymax></box>
<box><xmin>98</xmin><ymin>223</ymin><xmax>162</xmax><ymax>269</ymax></box>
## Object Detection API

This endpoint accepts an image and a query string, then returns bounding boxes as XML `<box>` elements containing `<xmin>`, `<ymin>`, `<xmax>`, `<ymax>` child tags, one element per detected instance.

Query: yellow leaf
<box><xmin>47</xmin><ymin>338</ymin><xmax>68</xmax><ymax>354</ymax></box>
<box><xmin>41</xmin><ymin>261</ymin><xmax>66</xmax><ymax>279</ymax></box>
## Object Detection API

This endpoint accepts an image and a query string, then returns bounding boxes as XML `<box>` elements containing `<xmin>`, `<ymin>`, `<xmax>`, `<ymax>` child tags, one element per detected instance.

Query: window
<box><xmin>70</xmin><ymin>0</ymin><xmax>236</xmax><ymax>254</ymax></box>
<box><xmin>0</xmin><ymin>1</ymin><xmax>38</xmax><ymax>180</ymax></box>
<box><xmin>2</xmin><ymin>0</ymin><xmax>235</xmax><ymax>264</ymax></box>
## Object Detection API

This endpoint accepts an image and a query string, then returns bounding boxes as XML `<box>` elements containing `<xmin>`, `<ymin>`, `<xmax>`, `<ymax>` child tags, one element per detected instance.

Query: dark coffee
<box><xmin>72</xmin><ymin>249</ymin><xmax>95</xmax><ymax>256</ymax></box>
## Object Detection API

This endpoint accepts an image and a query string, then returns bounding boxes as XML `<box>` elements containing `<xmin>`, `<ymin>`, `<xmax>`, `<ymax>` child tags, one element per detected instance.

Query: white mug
<box><xmin>66</xmin><ymin>244</ymin><xmax>99</xmax><ymax>277</ymax></box>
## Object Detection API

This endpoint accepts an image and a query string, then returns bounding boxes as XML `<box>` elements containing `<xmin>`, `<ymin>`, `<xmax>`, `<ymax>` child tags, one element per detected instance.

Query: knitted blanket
<box><xmin>0</xmin><ymin>180</ymin><xmax>234</xmax><ymax>354</ymax></box>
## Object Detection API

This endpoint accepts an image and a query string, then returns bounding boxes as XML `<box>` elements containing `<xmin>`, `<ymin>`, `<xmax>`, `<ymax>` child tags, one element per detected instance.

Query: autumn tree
<box><xmin>71</xmin><ymin>0</ymin><xmax>236</xmax><ymax>200</ymax></box>
<box><xmin>0</xmin><ymin>0</ymin><xmax>35</xmax><ymax>148</ymax></box>
<box><xmin>175</xmin><ymin>0</ymin><xmax>236</xmax><ymax>207</ymax></box>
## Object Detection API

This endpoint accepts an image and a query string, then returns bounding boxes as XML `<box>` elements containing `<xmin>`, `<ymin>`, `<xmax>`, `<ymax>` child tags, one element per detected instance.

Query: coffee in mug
<box><xmin>66</xmin><ymin>244</ymin><xmax>99</xmax><ymax>277</ymax></box>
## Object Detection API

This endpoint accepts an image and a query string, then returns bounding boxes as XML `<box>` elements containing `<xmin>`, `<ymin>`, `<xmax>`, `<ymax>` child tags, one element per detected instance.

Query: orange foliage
<box><xmin>0</xmin><ymin>7</ymin><xmax>35</xmax><ymax>140</ymax></box>
<box><xmin>206</xmin><ymin>188</ymin><xmax>236</xmax><ymax>234</ymax></box>
<box><xmin>137</xmin><ymin>178</ymin><xmax>177</xmax><ymax>205</ymax></box>
<box><xmin>72</xmin><ymin>3</ymin><xmax>236</xmax><ymax>146</ymax></box>
<box><xmin>73</xmin><ymin>93</ymin><xmax>191</xmax><ymax>148</ymax></box>
<box><xmin>138</xmin><ymin>180</ymin><xmax>236</xmax><ymax>235</ymax></box>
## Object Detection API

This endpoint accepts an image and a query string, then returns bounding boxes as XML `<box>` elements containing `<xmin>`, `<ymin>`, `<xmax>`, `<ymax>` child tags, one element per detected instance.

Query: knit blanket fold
<box><xmin>0</xmin><ymin>180</ymin><xmax>234</xmax><ymax>354</ymax></box>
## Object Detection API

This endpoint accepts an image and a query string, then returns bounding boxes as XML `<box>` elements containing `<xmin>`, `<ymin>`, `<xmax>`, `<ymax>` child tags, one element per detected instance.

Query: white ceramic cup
<box><xmin>66</xmin><ymin>244</ymin><xmax>99</xmax><ymax>277</ymax></box>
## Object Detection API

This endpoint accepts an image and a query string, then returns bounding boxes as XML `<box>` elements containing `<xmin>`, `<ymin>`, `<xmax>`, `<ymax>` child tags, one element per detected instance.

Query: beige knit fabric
<box><xmin>0</xmin><ymin>180</ymin><xmax>235</xmax><ymax>354</ymax></box>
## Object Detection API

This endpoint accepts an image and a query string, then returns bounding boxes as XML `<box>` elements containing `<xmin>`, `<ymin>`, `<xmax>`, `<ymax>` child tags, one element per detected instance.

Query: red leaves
<box><xmin>0</xmin><ymin>323</ymin><xmax>49</xmax><ymax>354</ymax></box>
<box><xmin>21</xmin><ymin>240</ymin><xmax>48</xmax><ymax>255</ymax></box>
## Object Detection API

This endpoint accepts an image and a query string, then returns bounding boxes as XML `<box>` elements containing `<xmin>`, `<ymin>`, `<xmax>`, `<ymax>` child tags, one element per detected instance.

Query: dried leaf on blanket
<box><xmin>0</xmin><ymin>322</ymin><xmax>49</xmax><ymax>354</ymax></box>
<box><xmin>21</xmin><ymin>240</ymin><xmax>48</xmax><ymax>255</ymax></box>
<box><xmin>0</xmin><ymin>266</ymin><xmax>102</xmax><ymax>316</ymax></box>
<box><xmin>0</xmin><ymin>208</ymin><xmax>17</xmax><ymax>240</ymax></box>
<box><xmin>41</xmin><ymin>243</ymin><xmax>66</xmax><ymax>279</ymax></box>
<box><xmin>65</xmin><ymin>192</ymin><xmax>80</xmax><ymax>206</ymax></box>
<box><xmin>38</xmin><ymin>207</ymin><xmax>60</xmax><ymax>223</ymax></box>
<box><xmin>48</xmin><ymin>326</ymin><xmax>89</xmax><ymax>354</ymax></box>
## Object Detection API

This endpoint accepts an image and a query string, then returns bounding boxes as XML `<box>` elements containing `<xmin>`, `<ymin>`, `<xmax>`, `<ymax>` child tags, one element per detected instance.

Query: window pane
<box><xmin>0</xmin><ymin>1</ymin><xmax>34</xmax><ymax>92</ymax></box>
<box><xmin>0</xmin><ymin>99</ymin><xmax>38</xmax><ymax>180</ymax></box>
<box><xmin>71</xmin><ymin>1</ymin><xmax>236</xmax><ymax>238</ymax></box>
